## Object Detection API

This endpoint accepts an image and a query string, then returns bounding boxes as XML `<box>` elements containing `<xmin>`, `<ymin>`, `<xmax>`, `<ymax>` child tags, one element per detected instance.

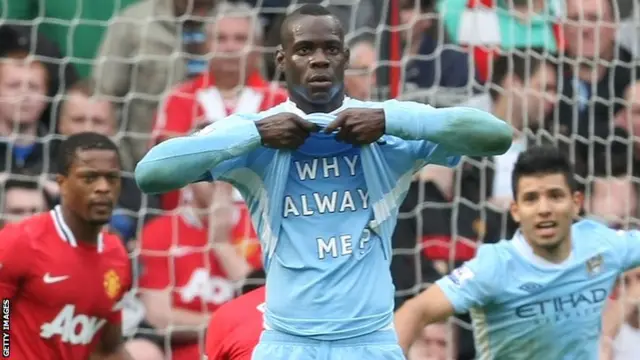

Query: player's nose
<box><xmin>309</xmin><ymin>49</ymin><xmax>330</xmax><ymax>68</ymax></box>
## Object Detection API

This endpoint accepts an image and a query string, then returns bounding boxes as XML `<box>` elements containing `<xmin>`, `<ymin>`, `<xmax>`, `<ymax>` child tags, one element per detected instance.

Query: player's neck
<box><xmin>59</xmin><ymin>206</ymin><xmax>103</xmax><ymax>245</ymax></box>
<box><xmin>528</xmin><ymin>237</ymin><xmax>573</xmax><ymax>264</ymax></box>
<box><xmin>289</xmin><ymin>91</ymin><xmax>345</xmax><ymax>114</ymax></box>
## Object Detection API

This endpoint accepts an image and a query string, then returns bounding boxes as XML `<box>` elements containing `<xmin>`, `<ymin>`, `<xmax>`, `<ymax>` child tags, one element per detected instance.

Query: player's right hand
<box><xmin>256</xmin><ymin>113</ymin><xmax>318</xmax><ymax>149</ymax></box>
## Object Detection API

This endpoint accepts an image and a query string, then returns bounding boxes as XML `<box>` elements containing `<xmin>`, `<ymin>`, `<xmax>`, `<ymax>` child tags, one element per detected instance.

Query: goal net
<box><xmin>0</xmin><ymin>0</ymin><xmax>639</xmax><ymax>359</ymax></box>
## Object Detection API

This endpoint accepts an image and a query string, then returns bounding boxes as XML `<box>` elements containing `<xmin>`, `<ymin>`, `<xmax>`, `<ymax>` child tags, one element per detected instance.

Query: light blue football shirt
<box><xmin>436</xmin><ymin>220</ymin><xmax>640</xmax><ymax>360</ymax></box>
<box><xmin>261</xmin><ymin>100</ymin><xmax>460</xmax><ymax>340</ymax></box>
<box><xmin>135</xmin><ymin>96</ymin><xmax>513</xmax><ymax>340</ymax></box>
<box><xmin>199</xmin><ymin>98</ymin><xmax>461</xmax><ymax>340</ymax></box>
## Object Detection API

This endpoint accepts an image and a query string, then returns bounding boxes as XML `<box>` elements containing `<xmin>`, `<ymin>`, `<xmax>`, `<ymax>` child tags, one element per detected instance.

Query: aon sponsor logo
<box><xmin>40</xmin><ymin>304</ymin><xmax>107</xmax><ymax>345</ymax></box>
<box><xmin>180</xmin><ymin>268</ymin><xmax>234</xmax><ymax>304</ymax></box>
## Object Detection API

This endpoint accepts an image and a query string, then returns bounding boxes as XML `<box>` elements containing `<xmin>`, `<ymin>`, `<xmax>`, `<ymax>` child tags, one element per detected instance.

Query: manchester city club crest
<box><xmin>586</xmin><ymin>254</ymin><xmax>604</xmax><ymax>276</ymax></box>
<box><xmin>103</xmin><ymin>269</ymin><xmax>121</xmax><ymax>299</ymax></box>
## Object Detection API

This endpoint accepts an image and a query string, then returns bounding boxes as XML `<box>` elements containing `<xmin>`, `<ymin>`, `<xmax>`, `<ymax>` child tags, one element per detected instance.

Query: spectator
<box><xmin>401</xmin><ymin>0</ymin><xmax>472</xmax><ymax>91</ymax></box>
<box><xmin>0</xmin><ymin>50</ymin><xmax>53</xmax><ymax>175</ymax></box>
<box><xmin>609</xmin><ymin>267</ymin><xmax>640</xmax><ymax>360</ymax></box>
<box><xmin>407</xmin><ymin>321</ymin><xmax>458</xmax><ymax>360</ymax></box>
<box><xmin>438</xmin><ymin>0</ymin><xmax>563</xmax><ymax>83</ymax></box>
<box><xmin>614</xmin><ymin>81</ymin><xmax>640</xmax><ymax>162</ymax></box>
<box><xmin>460</xmin><ymin>50</ymin><xmax>558</xmax><ymax>209</ymax></box>
<box><xmin>0</xmin><ymin>25</ymin><xmax>79</xmax><ymax>131</ymax></box>
<box><xmin>556</xmin><ymin>0</ymin><xmax>640</xmax><ymax>155</ymax></box>
<box><xmin>126</xmin><ymin>181</ymin><xmax>250</xmax><ymax>360</ymax></box>
<box><xmin>152</xmin><ymin>2</ymin><xmax>287</xmax><ymax>227</ymax></box>
<box><xmin>345</xmin><ymin>36</ymin><xmax>377</xmax><ymax>100</ymax></box>
<box><xmin>52</xmin><ymin>79</ymin><xmax>161</xmax><ymax>242</ymax></box>
<box><xmin>0</xmin><ymin>178</ymin><xmax>51</xmax><ymax>227</ymax></box>
<box><xmin>94</xmin><ymin>0</ymin><xmax>216</xmax><ymax>171</ymax></box>
<box><xmin>0</xmin><ymin>0</ymin><xmax>139</xmax><ymax>78</ymax></box>
<box><xmin>586</xmin><ymin>136</ymin><xmax>637</xmax><ymax>228</ymax></box>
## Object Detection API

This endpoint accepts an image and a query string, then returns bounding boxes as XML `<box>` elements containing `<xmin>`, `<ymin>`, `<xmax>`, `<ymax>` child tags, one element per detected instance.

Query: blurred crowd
<box><xmin>1</xmin><ymin>0</ymin><xmax>640</xmax><ymax>358</ymax></box>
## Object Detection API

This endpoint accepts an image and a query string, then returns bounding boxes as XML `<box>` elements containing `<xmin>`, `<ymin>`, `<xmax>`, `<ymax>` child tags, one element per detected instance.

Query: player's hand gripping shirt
<box><xmin>205</xmin><ymin>286</ymin><xmax>265</xmax><ymax>360</ymax></box>
<box><xmin>0</xmin><ymin>206</ymin><xmax>131</xmax><ymax>360</ymax></box>
<box><xmin>436</xmin><ymin>220</ymin><xmax>640</xmax><ymax>360</ymax></box>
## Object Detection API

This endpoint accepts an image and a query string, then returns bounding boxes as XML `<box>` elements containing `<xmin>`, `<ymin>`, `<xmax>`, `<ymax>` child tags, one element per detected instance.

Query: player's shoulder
<box><xmin>140</xmin><ymin>214</ymin><xmax>175</xmax><ymax>248</ymax></box>
<box><xmin>572</xmin><ymin>219</ymin><xmax>619</xmax><ymax>248</ymax></box>
<box><xmin>101</xmin><ymin>231</ymin><xmax>129</xmax><ymax>258</ymax></box>
<box><xmin>221</xmin><ymin>286</ymin><xmax>265</xmax><ymax>313</ymax></box>
<box><xmin>5</xmin><ymin>211</ymin><xmax>55</xmax><ymax>241</ymax></box>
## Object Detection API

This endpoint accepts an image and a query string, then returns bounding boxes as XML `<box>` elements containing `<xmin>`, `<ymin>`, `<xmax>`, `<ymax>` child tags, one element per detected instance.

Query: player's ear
<box><xmin>343</xmin><ymin>47</ymin><xmax>350</xmax><ymax>67</ymax></box>
<box><xmin>509</xmin><ymin>200</ymin><xmax>520</xmax><ymax>223</ymax></box>
<box><xmin>275</xmin><ymin>45</ymin><xmax>285</xmax><ymax>73</ymax></box>
<box><xmin>55</xmin><ymin>174</ymin><xmax>67</xmax><ymax>198</ymax></box>
<box><xmin>572</xmin><ymin>191</ymin><xmax>584</xmax><ymax>219</ymax></box>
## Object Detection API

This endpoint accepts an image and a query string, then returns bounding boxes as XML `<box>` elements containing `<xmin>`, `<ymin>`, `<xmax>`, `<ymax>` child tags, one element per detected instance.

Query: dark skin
<box><xmin>57</xmin><ymin>149</ymin><xmax>129</xmax><ymax>358</ymax></box>
<box><xmin>256</xmin><ymin>14</ymin><xmax>385</xmax><ymax>149</ymax></box>
<box><xmin>56</xmin><ymin>148</ymin><xmax>121</xmax><ymax>244</ymax></box>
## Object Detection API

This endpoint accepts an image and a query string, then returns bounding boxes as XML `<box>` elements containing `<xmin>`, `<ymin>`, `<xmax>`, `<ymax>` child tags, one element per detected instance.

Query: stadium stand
<box><xmin>1</xmin><ymin>0</ymin><xmax>640</xmax><ymax>358</ymax></box>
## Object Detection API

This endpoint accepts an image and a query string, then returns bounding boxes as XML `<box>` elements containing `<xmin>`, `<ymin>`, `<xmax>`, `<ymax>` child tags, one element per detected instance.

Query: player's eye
<box><xmin>327</xmin><ymin>46</ymin><xmax>340</xmax><ymax>54</ymax></box>
<box><xmin>84</xmin><ymin>175</ymin><xmax>97</xmax><ymax>184</ymax></box>
<box><xmin>297</xmin><ymin>47</ymin><xmax>311</xmax><ymax>55</ymax></box>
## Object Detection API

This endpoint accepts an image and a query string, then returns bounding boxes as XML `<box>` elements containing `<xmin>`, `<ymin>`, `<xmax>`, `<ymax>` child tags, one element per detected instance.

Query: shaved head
<box><xmin>279</xmin><ymin>4</ymin><xmax>344</xmax><ymax>48</ymax></box>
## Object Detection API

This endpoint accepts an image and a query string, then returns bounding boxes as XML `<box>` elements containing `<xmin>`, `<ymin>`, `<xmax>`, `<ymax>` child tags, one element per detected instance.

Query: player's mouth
<box><xmin>535</xmin><ymin>221</ymin><xmax>557</xmax><ymax>238</ymax></box>
<box><xmin>89</xmin><ymin>201</ymin><xmax>113</xmax><ymax>211</ymax></box>
<box><xmin>307</xmin><ymin>74</ymin><xmax>333</xmax><ymax>88</ymax></box>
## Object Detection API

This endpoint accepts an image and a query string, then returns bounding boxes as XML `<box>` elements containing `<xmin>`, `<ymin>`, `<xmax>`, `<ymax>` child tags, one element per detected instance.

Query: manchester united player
<box><xmin>0</xmin><ymin>132</ymin><xmax>132</xmax><ymax>359</ymax></box>
<box><xmin>125</xmin><ymin>180</ymin><xmax>251</xmax><ymax>360</ymax></box>
<box><xmin>205</xmin><ymin>269</ymin><xmax>266</xmax><ymax>360</ymax></box>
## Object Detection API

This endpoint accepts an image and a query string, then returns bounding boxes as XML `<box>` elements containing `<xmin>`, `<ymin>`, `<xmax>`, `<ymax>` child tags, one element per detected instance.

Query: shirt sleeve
<box><xmin>611</xmin><ymin>229</ymin><xmax>640</xmax><ymax>272</ymax></box>
<box><xmin>138</xmin><ymin>220</ymin><xmax>172</xmax><ymax>290</ymax></box>
<box><xmin>0</xmin><ymin>224</ymin><xmax>32</xmax><ymax>299</ymax></box>
<box><xmin>435</xmin><ymin>245</ymin><xmax>501</xmax><ymax>313</ymax></box>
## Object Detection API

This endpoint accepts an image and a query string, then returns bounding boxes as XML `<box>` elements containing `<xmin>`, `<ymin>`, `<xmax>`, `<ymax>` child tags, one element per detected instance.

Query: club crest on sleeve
<box><xmin>448</xmin><ymin>266</ymin><xmax>475</xmax><ymax>287</ymax></box>
<box><xmin>586</xmin><ymin>254</ymin><xmax>604</xmax><ymax>276</ymax></box>
<box><xmin>103</xmin><ymin>269</ymin><xmax>122</xmax><ymax>299</ymax></box>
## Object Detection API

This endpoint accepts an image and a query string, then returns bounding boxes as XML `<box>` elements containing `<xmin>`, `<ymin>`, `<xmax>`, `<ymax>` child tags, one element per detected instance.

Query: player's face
<box><xmin>510</xmin><ymin>173</ymin><xmax>581</xmax><ymax>251</ymax></box>
<box><xmin>58</xmin><ymin>149</ymin><xmax>121</xmax><ymax>225</ymax></box>
<box><xmin>276</xmin><ymin>15</ymin><xmax>349</xmax><ymax>104</ymax></box>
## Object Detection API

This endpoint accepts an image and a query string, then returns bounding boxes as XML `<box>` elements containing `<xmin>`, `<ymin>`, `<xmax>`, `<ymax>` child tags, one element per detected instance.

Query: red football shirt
<box><xmin>206</xmin><ymin>286</ymin><xmax>265</xmax><ymax>360</ymax></box>
<box><xmin>139</xmin><ymin>213</ymin><xmax>237</xmax><ymax>360</ymax></box>
<box><xmin>0</xmin><ymin>206</ymin><xmax>131</xmax><ymax>360</ymax></box>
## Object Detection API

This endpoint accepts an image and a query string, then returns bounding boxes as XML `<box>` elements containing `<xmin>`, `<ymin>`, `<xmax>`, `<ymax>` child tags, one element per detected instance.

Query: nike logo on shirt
<box><xmin>43</xmin><ymin>273</ymin><xmax>69</xmax><ymax>284</ymax></box>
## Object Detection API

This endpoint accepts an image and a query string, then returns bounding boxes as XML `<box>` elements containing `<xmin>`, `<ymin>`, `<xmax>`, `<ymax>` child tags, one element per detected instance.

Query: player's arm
<box><xmin>90</xmin><ymin>322</ymin><xmax>133</xmax><ymax>360</ymax></box>
<box><xmin>382</xmin><ymin>99</ymin><xmax>513</xmax><ymax>157</ymax></box>
<box><xmin>394</xmin><ymin>247</ymin><xmax>498</xmax><ymax>355</ymax></box>
<box><xmin>612</xmin><ymin>228</ymin><xmax>640</xmax><ymax>271</ymax></box>
<box><xmin>135</xmin><ymin>114</ymin><xmax>263</xmax><ymax>194</ymax></box>
<box><xmin>0</xmin><ymin>224</ymin><xmax>33</xmax><ymax>299</ymax></box>
<box><xmin>394</xmin><ymin>284</ymin><xmax>455</xmax><ymax>352</ymax></box>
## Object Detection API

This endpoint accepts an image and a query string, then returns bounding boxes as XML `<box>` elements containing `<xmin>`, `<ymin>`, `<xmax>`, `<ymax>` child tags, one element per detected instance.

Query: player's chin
<box><xmin>86</xmin><ymin>209</ymin><xmax>114</xmax><ymax>225</ymax></box>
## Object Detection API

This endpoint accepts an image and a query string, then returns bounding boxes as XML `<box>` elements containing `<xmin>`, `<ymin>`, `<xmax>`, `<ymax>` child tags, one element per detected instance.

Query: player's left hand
<box><xmin>323</xmin><ymin>108</ymin><xmax>385</xmax><ymax>145</ymax></box>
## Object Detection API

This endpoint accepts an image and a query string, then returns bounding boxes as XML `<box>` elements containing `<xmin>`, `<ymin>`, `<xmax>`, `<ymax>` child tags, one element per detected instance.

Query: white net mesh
<box><xmin>1</xmin><ymin>0</ymin><xmax>640</xmax><ymax>359</ymax></box>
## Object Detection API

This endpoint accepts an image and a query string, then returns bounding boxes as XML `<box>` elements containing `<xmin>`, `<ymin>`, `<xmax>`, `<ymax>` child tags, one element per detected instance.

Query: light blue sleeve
<box><xmin>435</xmin><ymin>245</ymin><xmax>501</xmax><ymax>313</ymax></box>
<box><xmin>134</xmin><ymin>114</ymin><xmax>263</xmax><ymax>194</ymax></box>
<box><xmin>381</xmin><ymin>100</ymin><xmax>513</xmax><ymax>164</ymax></box>
<box><xmin>610</xmin><ymin>229</ymin><xmax>640</xmax><ymax>272</ymax></box>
